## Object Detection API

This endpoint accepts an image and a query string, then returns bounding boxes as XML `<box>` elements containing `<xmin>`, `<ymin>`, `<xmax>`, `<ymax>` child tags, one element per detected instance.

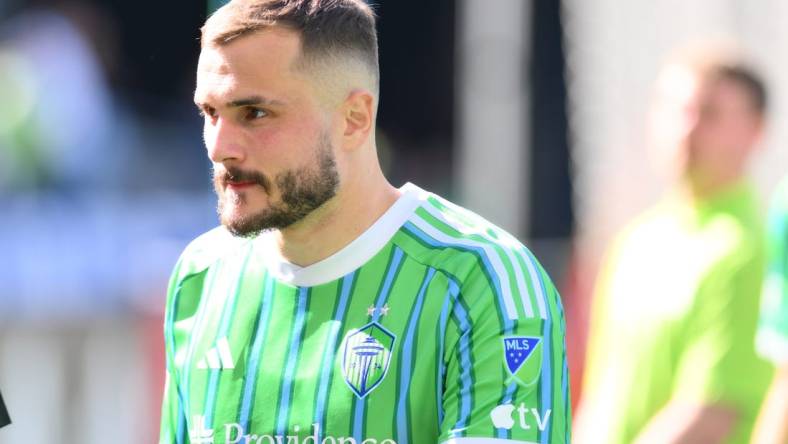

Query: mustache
<box><xmin>214</xmin><ymin>166</ymin><xmax>272</xmax><ymax>193</ymax></box>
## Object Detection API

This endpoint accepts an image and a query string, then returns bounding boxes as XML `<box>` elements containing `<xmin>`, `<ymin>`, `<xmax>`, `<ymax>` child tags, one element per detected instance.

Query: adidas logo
<box><xmin>197</xmin><ymin>337</ymin><xmax>235</xmax><ymax>370</ymax></box>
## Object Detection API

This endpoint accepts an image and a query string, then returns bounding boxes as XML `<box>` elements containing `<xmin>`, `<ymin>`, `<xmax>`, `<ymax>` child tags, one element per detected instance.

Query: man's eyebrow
<box><xmin>194</xmin><ymin>96</ymin><xmax>285</xmax><ymax>109</ymax></box>
<box><xmin>228</xmin><ymin>96</ymin><xmax>285</xmax><ymax>108</ymax></box>
<box><xmin>229</xmin><ymin>96</ymin><xmax>281</xmax><ymax>107</ymax></box>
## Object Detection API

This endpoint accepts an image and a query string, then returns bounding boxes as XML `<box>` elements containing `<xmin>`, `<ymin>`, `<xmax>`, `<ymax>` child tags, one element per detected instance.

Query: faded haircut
<box><xmin>201</xmin><ymin>0</ymin><xmax>379</xmax><ymax>96</ymax></box>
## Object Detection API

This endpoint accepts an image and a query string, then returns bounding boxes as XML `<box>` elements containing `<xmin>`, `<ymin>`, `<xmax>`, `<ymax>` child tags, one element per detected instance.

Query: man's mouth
<box><xmin>216</xmin><ymin>166</ymin><xmax>271</xmax><ymax>194</ymax></box>
<box><xmin>226</xmin><ymin>180</ymin><xmax>257</xmax><ymax>190</ymax></box>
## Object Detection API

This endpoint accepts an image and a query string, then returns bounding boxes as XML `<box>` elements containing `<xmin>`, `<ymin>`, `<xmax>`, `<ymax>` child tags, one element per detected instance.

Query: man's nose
<box><xmin>205</xmin><ymin>118</ymin><xmax>246</xmax><ymax>164</ymax></box>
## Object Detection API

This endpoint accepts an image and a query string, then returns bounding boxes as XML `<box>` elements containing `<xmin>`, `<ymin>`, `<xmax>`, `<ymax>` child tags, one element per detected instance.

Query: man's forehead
<box><xmin>197</xmin><ymin>46</ymin><xmax>232</xmax><ymax>75</ymax></box>
<box><xmin>195</xmin><ymin>49</ymin><xmax>235</xmax><ymax>100</ymax></box>
<box><xmin>198</xmin><ymin>28</ymin><xmax>302</xmax><ymax>74</ymax></box>
<box><xmin>195</xmin><ymin>29</ymin><xmax>305</xmax><ymax>103</ymax></box>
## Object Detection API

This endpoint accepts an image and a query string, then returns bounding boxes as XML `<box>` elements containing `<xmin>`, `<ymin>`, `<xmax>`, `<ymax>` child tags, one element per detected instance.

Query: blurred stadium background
<box><xmin>0</xmin><ymin>0</ymin><xmax>785</xmax><ymax>442</ymax></box>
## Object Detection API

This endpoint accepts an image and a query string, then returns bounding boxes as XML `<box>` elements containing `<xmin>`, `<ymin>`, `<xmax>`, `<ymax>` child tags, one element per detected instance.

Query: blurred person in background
<box><xmin>0</xmin><ymin>2</ymin><xmax>209</xmax><ymax>442</ymax></box>
<box><xmin>751</xmin><ymin>178</ymin><xmax>788</xmax><ymax>444</ymax></box>
<box><xmin>0</xmin><ymin>1</ymin><xmax>127</xmax><ymax>192</ymax></box>
<box><xmin>574</xmin><ymin>46</ymin><xmax>773</xmax><ymax>444</ymax></box>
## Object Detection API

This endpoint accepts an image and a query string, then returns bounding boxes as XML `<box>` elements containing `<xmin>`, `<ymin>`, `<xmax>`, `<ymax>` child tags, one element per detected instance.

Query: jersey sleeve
<box><xmin>159</xmin><ymin>259</ymin><xmax>190</xmax><ymax>444</ymax></box>
<box><xmin>671</xmin><ymin>236</ymin><xmax>773</xmax><ymax>412</ymax></box>
<box><xmin>159</xmin><ymin>368</ymin><xmax>189</xmax><ymax>444</ymax></box>
<box><xmin>438</xmin><ymin>260</ymin><xmax>571</xmax><ymax>444</ymax></box>
<box><xmin>157</xmin><ymin>228</ymin><xmax>240</xmax><ymax>444</ymax></box>
<box><xmin>756</xmin><ymin>192</ymin><xmax>788</xmax><ymax>365</ymax></box>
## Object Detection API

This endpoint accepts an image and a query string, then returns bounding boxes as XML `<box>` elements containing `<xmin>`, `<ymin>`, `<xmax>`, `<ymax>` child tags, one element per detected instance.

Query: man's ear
<box><xmin>341</xmin><ymin>89</ymin><xmax>375</xmax><ymax>151</ymax></box>
<box><xmin>747</xmin><ymin>114</ymin><xmax>767</xmax><ymax>154</ymax></box>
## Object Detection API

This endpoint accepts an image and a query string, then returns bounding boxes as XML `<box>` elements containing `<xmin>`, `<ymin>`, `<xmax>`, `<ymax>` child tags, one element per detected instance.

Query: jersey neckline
<box><xmin>254</xmin><ymin>182</ymin><xmax>427</xmax><ymax>287</ymax></box>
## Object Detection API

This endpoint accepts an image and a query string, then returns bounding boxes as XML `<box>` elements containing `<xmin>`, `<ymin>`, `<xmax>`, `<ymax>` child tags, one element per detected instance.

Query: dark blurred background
<box><xmin>0</xmin><ymin>0</ymin><xmax>573</xmax><ymax>225</ymax></box>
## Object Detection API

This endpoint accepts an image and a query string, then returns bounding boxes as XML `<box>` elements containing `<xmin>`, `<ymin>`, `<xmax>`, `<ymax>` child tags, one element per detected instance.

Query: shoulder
<box><xmin>170</xmin><ymin>225</ymin><xmax>251</xmax><ymax>283</ymax></box>
<box><xmin>396</xmin><ymin>186</ymin><xmax>558</xmax><ymax>321</ymax></box>
<box><xmin>713</xmin><ymin>189</ymin><xmax>765</xmax><ymax>267</ymax></box>
<box><xmin>696</xmin><ymin>189</ymin><xmax>766</xmax><ymax>290</ymax></box>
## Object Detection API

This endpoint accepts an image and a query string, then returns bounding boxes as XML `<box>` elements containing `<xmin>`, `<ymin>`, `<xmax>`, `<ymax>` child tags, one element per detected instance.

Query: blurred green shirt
<box><xmin>757</xmin><ymin>178</ymin><xmax>788</xmax><ymax>365</ymax></box>
<box><xmin>582</xmin><ymin>181</ymin><xmax>773</xmax><ymax>444</ymax></box>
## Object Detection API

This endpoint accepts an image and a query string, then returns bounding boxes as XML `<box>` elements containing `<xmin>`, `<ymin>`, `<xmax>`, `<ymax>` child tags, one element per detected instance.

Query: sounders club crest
<box><xmin>341</xmin><ymin>322</ymin><xmax>396</xmax><ymax>398</ymax></box>
<box><xmin>502</xmin><ymin>336</ymin><xmax>542</xmax><ymax>389</ymax></box>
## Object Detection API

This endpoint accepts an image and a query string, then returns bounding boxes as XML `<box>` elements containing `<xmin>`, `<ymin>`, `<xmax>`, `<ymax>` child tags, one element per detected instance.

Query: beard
<box><xmin>213</xmin><ymin>133</ymin><xmax>340</xmax><ymax>238</ymax></box>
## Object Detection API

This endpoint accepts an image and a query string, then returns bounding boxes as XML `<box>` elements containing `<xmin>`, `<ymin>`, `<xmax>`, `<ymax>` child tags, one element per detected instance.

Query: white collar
<box><xmin>254</xmin><ymin>182</ymin><xmax>427</xmax><ymax>287</ymax></box>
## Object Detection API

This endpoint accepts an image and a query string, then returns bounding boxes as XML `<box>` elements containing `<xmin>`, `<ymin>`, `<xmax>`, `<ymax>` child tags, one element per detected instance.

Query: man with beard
<box><xmin>575</xmin><ymin>47</ymin><xmax>773</xmax><ymax>444</ymax></box>
<box><xmin>159</xmin><ymin>1</ymin><xmax>570</xmax><ymax>443</ymax></box>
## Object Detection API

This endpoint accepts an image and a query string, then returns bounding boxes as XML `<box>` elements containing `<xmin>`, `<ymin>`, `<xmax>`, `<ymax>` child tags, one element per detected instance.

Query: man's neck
<box><xmin>271</xmin><ymin>174</ymin><xmax>401</xmax><ymax>267</ymax></box>
<box><xmin>681</xmin><ymin>169</ymin><xmax>746</xmax><ymax>202</ymax></box>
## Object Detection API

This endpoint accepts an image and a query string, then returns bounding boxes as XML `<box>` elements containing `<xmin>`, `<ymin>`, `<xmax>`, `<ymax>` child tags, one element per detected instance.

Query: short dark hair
<box><xmin>201</xmin><ymin>0</ymin><xmax>379</xmax><ymax>91</ymax></box>
<box><xmin>713</xmin><ymin>65</ymin><xmax>768</xmax><ymax>114</ymax></box>
<box><xmin>667</xmin><ymin>44</ymin><xmax>768</xmax><ymax>115</ymax></box>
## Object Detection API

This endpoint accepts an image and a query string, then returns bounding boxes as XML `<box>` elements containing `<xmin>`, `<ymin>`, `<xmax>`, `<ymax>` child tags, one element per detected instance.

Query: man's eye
<box><xmin>244</xmin><ymin>107</ymin><xmax>268</xmax><ymax>120</ymax></box>
<box><xmin>199</xmin><ymin>107</ymin><xmax>217</xmax><ymax>119</ymax></box>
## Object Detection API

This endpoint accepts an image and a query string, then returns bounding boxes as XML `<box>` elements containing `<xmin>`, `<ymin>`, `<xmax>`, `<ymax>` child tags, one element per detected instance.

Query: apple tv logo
<box><xmin>490</xmin><ymin>404</ymin><xmax>516</xmax><ymax>429</ymax></box>
<box><xmin>490</xmin><ymin>403</ymin><xmax>552</xmax><ymax>432</ymax></box>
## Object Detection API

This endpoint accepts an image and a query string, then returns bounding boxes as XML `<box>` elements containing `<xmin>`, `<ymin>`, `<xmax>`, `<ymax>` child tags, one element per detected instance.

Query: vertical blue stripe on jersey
<box><xmin>174</xmin><ymin>370</ymin><xmax>188</xmax><ymax>444</ymax></box>
<box><xmin>436</xmin><ymin>279</ymin><xmax>459</xmax><ymax>428</ymax></box>
<box><xmin>238</xmin><ymin>273</ymin><xmax>275</xmax><ymax>431</ymax></box>
<box><xmin>165</xmin><ymin>279</ymin><xmax>180</xmax><ymax>444</ymax></box>
<box><xmin>352</xmin><ymin>398</ymin><xmax>366</xmax><ymax>442</ymax></box>
<box><xmin>555</xmin><ymin>283</ymin><xmax>570</xmax><ymax>444</ymax></box>
<box><xmin>167</xmin><ymin>273</ymin><xmax>189</xmax><ymax>444</ymax></box>
<box><xmin>203</xmin><ymin>249</ymin><xmax>252</xmax><ymax>425</ymax></box>
<box><xmin>182</xmin><ymin>266</ymin><xmax>219</xmax><ymax>415</ymax></box>
<box><xmin>562</xmin><ymin>345</ymin><xmax>570</xmax><ymax>444</ymax></box>
<box><xmin>533</xmin><ymin>273</ymin><xmax>553</xmax><ymax>444</ymax></box>
<box><xmin>402</xmin><ymin>221</ymin><xmax>513</xmax><ymax>330</ymax></box>
<box><xmin>517</xmin><ymin>247</ymin><xmax>549</xmax><ymax>319</ymax></box>
<box><xmin>314</xmin><ymin>271</ymin><xmax>356</xmax><ymax>439</ymax></box>
<box><xmin>353</xmin><ymin>246</ymin><xmax>405</xmax><ymax>443</ymax></box>
<box><xmin>449</xmin><ymin>296</ymin><xmax>474</xmax><ymax>436</ymax></box>
<box><xmin>396</xmin><ymin>268</ymin><xmax>436</xmax><ymax>444</ymax></box>
<box><xmin>275</xmin><ymin>287</ymin><xmax>310</xmax><ymax>435</ymax></box>
<box><xmin>175</xmin><ymin>395</ymin><xmax>187</xmax><ymax>444</ymax></box>
<box><xmin>496</xmin><ymin>382</ymin><xmax>519</xmax><ymax>440</ymax></box>
<box><xmin>371</xmin><ymin>247</ymin><xmax>405</xmax><ymax>322</ymax></box>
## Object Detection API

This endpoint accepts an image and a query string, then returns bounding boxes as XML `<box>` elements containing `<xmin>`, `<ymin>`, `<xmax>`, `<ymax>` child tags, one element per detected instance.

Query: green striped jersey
<box><xmin>757</xmin><ymin>178</ymin><xmax>788</xmax><ymax>364</ymax></box>
<box><xmin>159</xmin><ymin>183</ymin><xmax>571</xmax><ymax>444</ymax></box>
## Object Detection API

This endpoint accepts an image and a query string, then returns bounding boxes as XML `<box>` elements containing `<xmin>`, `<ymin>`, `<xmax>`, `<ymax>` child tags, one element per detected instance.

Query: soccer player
<box><xmin>751</xmin><ymin>179</ymin><xmax>788</xmax><ymax>444</ymax></box>
<box><xmin>574</xmin><ymin>48</ymin><xmax>773</xmax><ymax>444</ymax></box>
<box><xmin>158</xmin><ymin>1</ymin><xmax>571</xmax><ymax>443</ymax></box>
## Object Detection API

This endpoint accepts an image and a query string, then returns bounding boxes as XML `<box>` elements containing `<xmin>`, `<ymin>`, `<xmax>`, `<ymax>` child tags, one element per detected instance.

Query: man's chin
<box><xmin>221</xmin><ymin>218</ymin><xmax>268</xmax><ymax>238</ymax></box>
<box><xmin>219</xmin><ymin>207</ymin><xmax>266</xmax><ymax>238</ymax></box>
